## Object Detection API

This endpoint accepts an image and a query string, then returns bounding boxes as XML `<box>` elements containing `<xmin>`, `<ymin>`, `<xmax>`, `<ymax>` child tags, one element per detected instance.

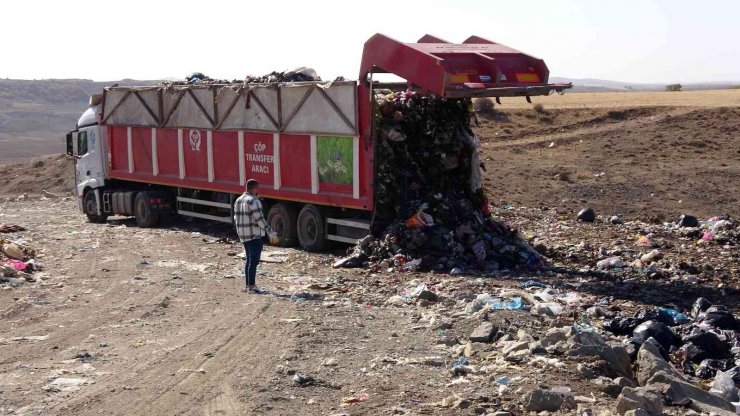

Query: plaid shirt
<box><xmin>234</xmin><ymin>192</ymin><xmax>270</xmax><ymax>242</ymax></box>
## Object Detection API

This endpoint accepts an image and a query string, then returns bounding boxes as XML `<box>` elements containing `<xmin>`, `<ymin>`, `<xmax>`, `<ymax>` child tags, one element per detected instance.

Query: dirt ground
<box><xmin>476</xmin><ymin>106</ymin><xmax>740</xmax><ymax>221</ymax></box>
<box><xmin>1</xmin><ymin>198</ymin><xmax>737</xmax><ymax>416</ymax></box>
<box><xmin>0</xmin><ymin>93</ymin><xmax>739</xmax><ymax>415</ymax></box>
<box><xmin>0</xmin><ymin>154</ymin><xmax>74</xmax><ymax>197</ymax></box>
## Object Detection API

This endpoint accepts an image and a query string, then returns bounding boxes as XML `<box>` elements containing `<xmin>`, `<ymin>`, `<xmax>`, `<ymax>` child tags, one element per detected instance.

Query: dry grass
<box><xmin>495</xmin><ymin>89</ymin><xmax>740</xmax><ymax>109</ymax></box>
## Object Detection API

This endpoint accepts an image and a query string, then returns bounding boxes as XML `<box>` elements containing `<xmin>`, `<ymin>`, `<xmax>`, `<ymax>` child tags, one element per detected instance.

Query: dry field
<box><xmin>498</xmin><ymin>88</ymin><xmax>740</xmax><ymax>109</ymax></box>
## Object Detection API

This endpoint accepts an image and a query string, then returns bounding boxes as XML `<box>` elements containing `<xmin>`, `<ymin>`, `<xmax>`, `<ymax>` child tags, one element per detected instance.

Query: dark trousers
<box><xmin>243</xmin><ymin>238</ymin><xmax>263</xmax><ymax>286</ymax></box>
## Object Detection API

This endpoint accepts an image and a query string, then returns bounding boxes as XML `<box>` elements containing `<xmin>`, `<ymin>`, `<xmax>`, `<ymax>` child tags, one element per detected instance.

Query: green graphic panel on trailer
<box><xmin>317</xmin><ymin>136</ymin><xmax>353</xmax><ymax>185</ymax></box>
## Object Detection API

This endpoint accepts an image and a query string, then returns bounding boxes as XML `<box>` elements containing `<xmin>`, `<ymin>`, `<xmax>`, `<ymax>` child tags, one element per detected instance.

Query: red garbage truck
<box><xmin>66</xmin><ymin>33</ymin><xmax>569</xmax><ymax>251</ymax></box>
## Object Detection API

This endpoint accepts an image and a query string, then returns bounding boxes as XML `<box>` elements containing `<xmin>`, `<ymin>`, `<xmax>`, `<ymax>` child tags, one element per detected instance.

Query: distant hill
<box><xmin>550</xmin><ymin>77</ymin><xmax>740</xmax><ymax>92</ymax></box>
<box><xmin>0</xmin><ymin>78</ymin><xmax>161</xmax><ymax>137</ymax></box>
<box><xmin>0</xmin><ymin>78</ymin><xmax>161</xmax><ymax>163</ymax></box>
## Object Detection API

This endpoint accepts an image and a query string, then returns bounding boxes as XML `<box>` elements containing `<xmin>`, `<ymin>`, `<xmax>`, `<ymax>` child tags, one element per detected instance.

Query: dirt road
<box><xmin>1</xmin><ymin>199</ymin><xmax>501</xmax><ymax>415</ymax></box>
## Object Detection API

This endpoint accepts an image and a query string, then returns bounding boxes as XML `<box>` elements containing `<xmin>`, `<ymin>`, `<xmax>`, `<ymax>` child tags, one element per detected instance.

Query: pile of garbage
<box><xmin>603</xmin><ymin>298</ymin><xmax>740</xmax><ymax>383</ymax></box>
<box><xmin>334</xmin><ymin>91</ymin><xmax>541</xmax><ymax>273</ymax></box>
<box><xmin>1</xmin><ymin>224</ymin><xmax>42</xmax><ymax>283</ymax></box>
<box><xmin>376</xmin><ymin>274</ymin><xmax>740</xmax><ymax>414</ymax></box>
<box><xmin>244</xmin><ymin>67</ymin><xmax>321</xmax><ymax>84</ymax></box>
<box><xmin>669</xmin><ymin>214</ymin><xmax>738</xmax><ymax>246</ymax></box>
<box><xmin>165</xmin><ymin>67</ymin><xmax>322</xmax><ymax>86</ymax></box>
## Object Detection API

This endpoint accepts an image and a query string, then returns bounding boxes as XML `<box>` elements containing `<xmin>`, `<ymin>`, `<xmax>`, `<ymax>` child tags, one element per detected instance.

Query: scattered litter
<box><xmin>596</xmin><ymin>257</ymin><xmax>626</xmax><ymax>270</ymax></box>
<box><xmin>341</xmin><ymin>392</ymin><xmax>369</xmax><ymax>405</ymax></box>
<box><xmin>0</xmin><ymin>224</ymin><xmax>26</xmax><ymax>233</ymax></box>
<box><xmin>42</xmin><ymin>377</ymin><xmax>91</xmax><ymax>392</ymax></box>
<box><xmin>10</xmin><ymin>335</ymin><xmax>49</xmax><ymax>342</ymax></box>
<box><xmin>451</xmin><ymin>357</ymin><xmax>469</xmax><ymax>370</ymax></box>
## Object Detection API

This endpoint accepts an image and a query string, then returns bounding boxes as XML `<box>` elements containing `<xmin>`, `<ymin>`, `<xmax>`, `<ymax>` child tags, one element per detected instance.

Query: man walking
<box><xmin>234</xmin><ymin>179</ymin><xmax>277</xmax><ymax>293</ymax></box>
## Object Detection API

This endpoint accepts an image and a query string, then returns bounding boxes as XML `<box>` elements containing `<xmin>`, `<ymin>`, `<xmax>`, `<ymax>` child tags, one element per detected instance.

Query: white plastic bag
<box><xmin>709</xmin><ymin>370</ymin><xmax>739</xmax><ymax>402</ymax></box>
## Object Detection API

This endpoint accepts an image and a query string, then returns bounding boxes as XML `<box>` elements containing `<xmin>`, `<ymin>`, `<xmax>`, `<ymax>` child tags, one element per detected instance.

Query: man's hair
<box><xmin>246</xmin><ymin>179</ymin><xmax>259</xmax><ymax>192</ymax></box>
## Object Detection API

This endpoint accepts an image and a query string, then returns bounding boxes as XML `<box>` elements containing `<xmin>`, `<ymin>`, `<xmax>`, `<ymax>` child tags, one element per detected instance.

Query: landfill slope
<box><xmin>476</xmin><ymin>106</ymin><xmax>740</xmax><ymax>220</ymax></box>
<box><xmin>0</xmin><ymin>153</ymin><xmax>74</xmax><ymax>197</ymax></box>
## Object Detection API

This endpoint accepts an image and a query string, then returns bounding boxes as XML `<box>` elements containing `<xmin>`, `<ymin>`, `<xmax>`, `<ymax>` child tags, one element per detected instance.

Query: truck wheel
<box><xmin>134</xmin><ymin>192</ymin><xmax>160</xmax><ymax>228</ymax></box>
<box><xmin>84</xmin><ymin>191</ymin><xmax>108</xmax><ymax>224</ymax></box>
<box><xmin>267</xmin><ymin>203</ymin><xmax>298</xmax><ymax>247</ymax></box>
<box><xmin>297</xmin><ymin>204</ymin><xmax>327</xmax><ymax>252</ymax></box>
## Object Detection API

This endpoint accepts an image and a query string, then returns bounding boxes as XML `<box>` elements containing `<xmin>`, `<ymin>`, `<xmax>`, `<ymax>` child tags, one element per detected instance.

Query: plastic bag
<box><xmin>401</xmin><ymin>258</ymin><xmax>422</xmax><ymax>272</ymax></box>
<box><xmin>605</xmin><ymin>317</ymin><xmax>641</xmax><ymax>335</ymax></box>
<box><xmin>534</xmin><ymin>302</ymin><xmax>564</xmax><ymax>316</ymax></box>
<box><xmin>697</xmin><ymin>306</ymin><xmax>737</xmax><ymax>330</ymax></box>
<box><xmin>7</xmin><ymin>259</ymin><xmax>28</xmax><ymax>271</ymax></box>
<box><xmin>596</xmin><ymin>257</ymin><xmax>626</xmax><ymax>270</ymax></box>
<box><xmin>489</xmin><ymin>297</ymin><xmax>527</xmax><ymax>311</ymax></box>
<box><xmin>658</xmin><ymin>307</ymin><xmax>690</xmax><ymax>325</ymax></box>
<box><xmin>1</xmin><ymin>243</ymin><xmax>24</xmax><ymax>260</ymax></box>
<box><xmin>709</xmin><ymin>370</ymin><xmax>739</xmax><ymax>402</ymax></box>
<box><xmin>409</xmin><ymin>283</ymin><xmax>428</xmax><ymax>297</ymax></box>
<box><xmin>684</xmin><ymin>331</ymin><xmax>731</xmax><ymax>362</ymax></box>
<box><xmin>691</xmin><ymin>297</ymin><xmax>712</xmax><ymax>318</ymax></box>
<box><xmin>451</xmin><ymin>357</ymin><xmax>469</xmax><ymax>369</ymax></box>
<box><xmin>632</xmin><ymin>320</ymin><xmax>681</xmax><ymax>350</ymax></box>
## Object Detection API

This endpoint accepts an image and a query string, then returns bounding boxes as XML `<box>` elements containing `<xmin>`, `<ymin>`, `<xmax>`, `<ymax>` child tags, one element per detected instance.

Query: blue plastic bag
<box><xmin>489</xmin><ymin>297</ymin><xmax>527</xmax><ymax>311</ymax></box>
<box><xmin>451</xmin><ymin>357</ymin><xmax>469</xmax><ymax>369</ymax></box>
<box><xmin>658</xmin><ymin>307</ymin><xmax>690</xmax><ymax>324</ymax></box>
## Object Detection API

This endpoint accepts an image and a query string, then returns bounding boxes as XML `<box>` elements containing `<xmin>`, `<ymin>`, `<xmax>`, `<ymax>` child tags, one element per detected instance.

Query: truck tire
<box><xmin>267</xmin><ymin>203</ymin><xmax>298</xmax><ymax>247</ymax></box>
<box><xmin>297</xmin><ymin>204</ymin><xmax>327</xmax><ymax>252</ymax></box>
<box><xmin>134</xmin><ymin>192</ymin><xmax>160</xmax><ymax>228</ymax></box>
<box><xmin>84</xmin><ymin>190</ymin><xmax>108</xmax><ymax>224</ymax></box>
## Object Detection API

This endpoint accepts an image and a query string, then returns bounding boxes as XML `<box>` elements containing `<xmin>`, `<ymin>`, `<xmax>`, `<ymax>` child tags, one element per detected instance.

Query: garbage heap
<box><xmin>164</xmin><ymin>68</ymin><xmax>322</xmax><ymax>86</ymax></box>
<box><xmin>334</xmin><ymin>90</ymin><xmax>541</xmax><ymax>273</ymax></box>
<box><xmin>604</xmin><ymin>298</ymin><xmax>740</xmax><ymax>385</ymax></box>
<box><xmin>0</xmin><ymin>224</ymin><xmax>41</xmax><ymax>282</ymax></box>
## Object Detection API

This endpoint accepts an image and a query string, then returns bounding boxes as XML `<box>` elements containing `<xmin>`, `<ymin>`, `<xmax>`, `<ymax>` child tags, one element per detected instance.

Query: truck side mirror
<box><xmin>66</xmin><ymin>132</ymin><xmax>74</xmax><ymax>156</ymax></box>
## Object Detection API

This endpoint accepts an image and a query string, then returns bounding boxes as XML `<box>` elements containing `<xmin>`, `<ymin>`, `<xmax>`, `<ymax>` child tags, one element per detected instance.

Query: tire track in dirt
<box><xmin>52</xmin><ymin>292</ymin><xmax>297</xmax><ymax>416</ymax></box>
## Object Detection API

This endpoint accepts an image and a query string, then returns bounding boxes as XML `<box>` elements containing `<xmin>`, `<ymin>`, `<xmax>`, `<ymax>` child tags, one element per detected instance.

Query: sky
<box><xmin>2</xmin><ymin>0</ymin><xmax>739</xmax><ymax>84</ymax></box>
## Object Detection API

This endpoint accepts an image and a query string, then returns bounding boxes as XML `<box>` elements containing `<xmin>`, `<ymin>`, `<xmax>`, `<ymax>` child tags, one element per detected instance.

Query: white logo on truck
<box><xmin>247</xmin><ymin>141</ymin><xmax>273</xmax><ymax>174</ymax></box>
<box><xmin>189</xmin><ymin>130</ymin><xmax>201</xmax><ymax>151</ymax></box>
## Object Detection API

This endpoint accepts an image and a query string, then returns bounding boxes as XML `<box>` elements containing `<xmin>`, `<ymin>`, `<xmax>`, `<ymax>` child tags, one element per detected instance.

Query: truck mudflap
<box><xmin>359</xmin><ymin>33</ymin><xmax>572</xmax><ymax>99</ymax></box>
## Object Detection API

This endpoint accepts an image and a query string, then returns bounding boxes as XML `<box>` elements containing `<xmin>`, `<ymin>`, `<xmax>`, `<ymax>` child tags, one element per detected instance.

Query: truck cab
<box><xmin>66</xmin><ymin>101</ymin><xmax>107</xmax><ymax>219</ymax></box>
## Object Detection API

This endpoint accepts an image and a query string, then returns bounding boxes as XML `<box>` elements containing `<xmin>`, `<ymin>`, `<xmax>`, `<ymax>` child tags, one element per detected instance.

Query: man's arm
<box><xmin>249</xmin><ymin>199</ymin><xmax>270</xmax><ymax>232</ymax></box>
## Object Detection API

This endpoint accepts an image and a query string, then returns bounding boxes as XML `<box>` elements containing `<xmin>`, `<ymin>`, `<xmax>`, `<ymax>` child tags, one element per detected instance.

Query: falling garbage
<box><xmin>334</xmin><ymin>91</ymin><xmax>542</xmax><ymax>273</ymax></box>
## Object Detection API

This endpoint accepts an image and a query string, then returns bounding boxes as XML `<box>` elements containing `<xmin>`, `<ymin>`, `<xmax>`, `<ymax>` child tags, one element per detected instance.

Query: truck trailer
<box><xmin>66</xmin><ymin>33</ymin><xmax>570</xmax><ymax>251</ymax></box>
